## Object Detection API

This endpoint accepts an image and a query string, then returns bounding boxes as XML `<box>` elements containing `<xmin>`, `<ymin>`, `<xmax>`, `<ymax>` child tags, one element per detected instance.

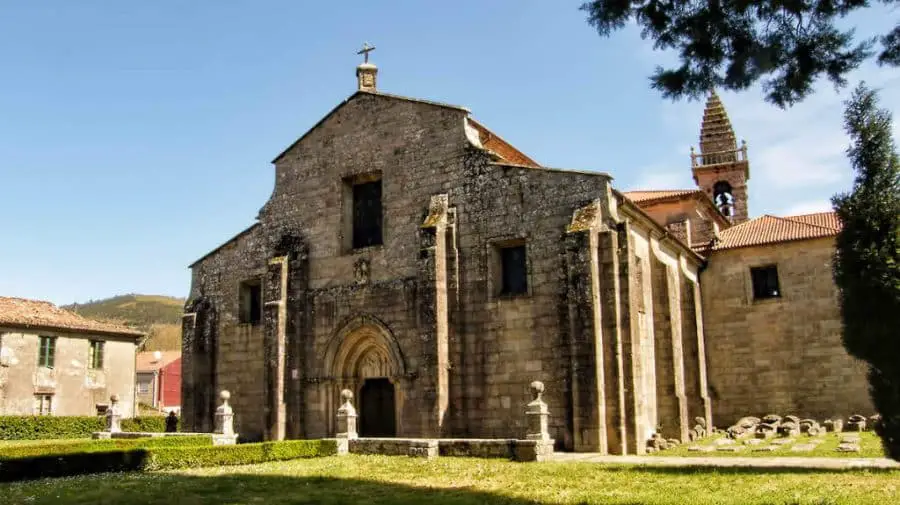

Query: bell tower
<box><xmin>691</xmin><ymin>91</ymin><xmax>750</xmax><ymax>223</ymax></box>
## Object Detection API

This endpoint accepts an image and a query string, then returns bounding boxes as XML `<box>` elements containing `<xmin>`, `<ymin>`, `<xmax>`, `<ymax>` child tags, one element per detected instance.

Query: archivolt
<box><xmin>323</xmin><ymin>315</ymin><xmax>406</xmax><ymax>379</ymax></box>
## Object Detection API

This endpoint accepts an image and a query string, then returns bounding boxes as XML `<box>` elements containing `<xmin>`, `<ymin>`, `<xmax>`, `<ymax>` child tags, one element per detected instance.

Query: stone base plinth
<box><xmin>91</xmin><ymin>431</ymin><xmax>238</xmax><ymax>445</ymax></box>
<box><xmin>326</xmin><ymin>437</ymin><xmax>556</xmax><ymax>462</ymax></box>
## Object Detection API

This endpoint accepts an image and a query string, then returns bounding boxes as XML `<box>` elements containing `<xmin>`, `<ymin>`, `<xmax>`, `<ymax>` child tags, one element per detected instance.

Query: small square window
<box><xmin>499</xmin><ymin>244</ymin><xmax>528</xmax><ymax>295</ymax></box>
<box><xmin>751</xmin><ymin>265</ymin><xmax>781</xmax><ymax>300</ymax></box>
<box><xmin>34</xmin><ymin>394</ymin><xmax>52</xmax><ymax>415</ymax></box>
<box><xmin>239</xmin><ymin>279</ymin><xmax>262</xmax><ymax>325</ymax></box>
<box><xmin>38</xmin><ymin>336</ymin><xmax>56</xmax><ymax>368</ymax></box>
<box><xmin>89</xmin><ymin>340</ymin><xmax>105</xmax><ymax>369</ymax></box>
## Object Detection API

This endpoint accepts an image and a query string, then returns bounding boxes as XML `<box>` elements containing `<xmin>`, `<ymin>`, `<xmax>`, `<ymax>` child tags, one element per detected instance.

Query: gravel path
<box><xmin>549</xmin><ymin>453</ymin><xmax>900</xmax><ymax>470</ymax></box>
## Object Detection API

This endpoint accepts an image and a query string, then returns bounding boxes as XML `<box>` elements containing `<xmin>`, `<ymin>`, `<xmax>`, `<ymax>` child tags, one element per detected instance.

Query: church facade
<box><xmin>181</xmin><ymin>56</ymin><xmax>871</xmax><ymax>454</ymax></box>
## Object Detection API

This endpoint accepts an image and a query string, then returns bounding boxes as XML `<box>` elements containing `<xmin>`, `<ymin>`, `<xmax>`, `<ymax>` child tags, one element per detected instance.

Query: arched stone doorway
<box><xmin>324</xmin><ymin>315</ymin><xmax>406</xmax><ymax>437</ymax></box>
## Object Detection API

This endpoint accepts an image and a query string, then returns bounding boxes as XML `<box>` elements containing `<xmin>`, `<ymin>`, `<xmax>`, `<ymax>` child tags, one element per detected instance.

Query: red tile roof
<box><xmin>0</xmin><ymin>296</ymin><xmax>145</xmax><ymax>337</ymax></box>
<box><xmin>136</xmin><ymin>351</ymin><xmax>181</xmax><ymax>372</ymax></box>
<box><xmin>706</xmin><ymin>211</ymin><xmax>840</xmax><ymax>251</ymax></box>
<box><xmin>468</xmin><ymin>118</ymin><xmax>540</xmax><ymax>168</ymax></box>
<box><xmin>622</xmin><ymin>189</ymin><xmax>702</xmax><ymax>204</ymax></box>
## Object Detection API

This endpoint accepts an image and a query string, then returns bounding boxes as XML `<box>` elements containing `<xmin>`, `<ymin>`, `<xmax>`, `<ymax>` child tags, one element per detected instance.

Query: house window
<box><xmin>352</xmin><ymin>179</ymin><xmax>383</xmax><ymax>249</ymax></box>
<box><xmin>239</xmin><ymin>278</ymin><xmax>262</xmax><ymax>325</ymax></box>
<box><xmin>137</xmin><ymin>381</ymin><xmax>151</xmax><ymax>395</ymax></box>
<box><xmin>751</xmin><ymin>265</ymin><xmax>781</xmax><ymax>300</ymax></box>
<box><xmin>34</xmin><ymin>394</ymin><xmax>52</xmax><ymax>415</ymax></box>
<box><xmin>89</xmin><ymin>340</ymin><xmax>105</xmax><ymax>369</ymax></box>
<box><xmin>38</xmin><ymin>336</ymin><xmax>56</xmax><ymax>368</ymax></box>
<box><xmin>499</xmin><ymin>244</ymin><xmax>528</xmax><ymax>295</ymax></box>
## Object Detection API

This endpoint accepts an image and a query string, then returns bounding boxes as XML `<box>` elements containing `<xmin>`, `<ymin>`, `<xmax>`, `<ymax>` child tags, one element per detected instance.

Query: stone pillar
<box><xmin>105</xmin><ymin>394</ymin><xmax>122</xmax><ymax>433</ymax></box>
<box><xmin>335</xmin><ymin>389</ymin><xmax>358</xmax><ymax>456</ymax></box>
<box><xmin>214</xmin><ymin>390</ymin><xmax>234</xmax><ymax>436</ymax></box>
<box><xmin>597</xmin><ymin>229</ymin><xmax>627</xmax><ymax>454</ymax></box>
<box><xmin>564</xmin><ymin>204</ymin><xmax>607</xmax><ymax>453</ymax></box>
<box><xmin>516</xmin><ymin>380</ymin><xmax>555</xmax><ymax>462</ymax></box>
<box><xmin>417</xmin><ymin>194</ymin><xmax>451</xmax><ymax>437</ymax></box>
<box><xmin>649</xmin><ymin>246</ymin><xmax>680</xmax><ymax>440</ymax></box>
<box><xmin>263</xmin><ymin>255</ymin><xmax>289</xmax><ymax>441</ymax></box>
<box><xmin>182</xmin><ymin>296</ymin><xmax>218</xmax><ymax>434</ymax></box>
<box><xmin>526</xmin><ymin>381</ymin><xmax>550</xmax><ymax>440</ymax></box>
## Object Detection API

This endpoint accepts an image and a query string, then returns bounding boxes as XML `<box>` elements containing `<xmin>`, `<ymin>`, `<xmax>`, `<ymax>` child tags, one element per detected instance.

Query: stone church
<box><xmin>181</xmin><ymin>51</ymin><xmax>872</xmax><ymax>454</ymax></box>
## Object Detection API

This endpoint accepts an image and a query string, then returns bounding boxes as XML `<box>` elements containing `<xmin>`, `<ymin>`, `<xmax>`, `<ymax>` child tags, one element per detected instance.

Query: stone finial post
<box><xmin>525</xmin><ymin>381</ymin><xmax>550</xmax><ymax>441</ymax></box>
<box><xmin>336</xmin><ymin>389</ymin><xmax>358</xmax><ymax>439</ymax></box>
<box><xmin>105</xmin><ymin>394</ymin><xmax>122</xmax><ymax>433</ymax></box>
<box><xmin>214</xmin><ymin>390</ymin><xmax>234</xmax><ymax>436</ymax></box>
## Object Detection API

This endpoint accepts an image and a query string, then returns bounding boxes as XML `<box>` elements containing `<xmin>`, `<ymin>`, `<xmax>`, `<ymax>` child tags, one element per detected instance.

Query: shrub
<box><xmin>0</xmin><ymin>449</ymin><xmax>150</xmax><ymax>482</ymax></box>
<box><xmin>0</xmin><ymin>436</ymin><xmax>211</xmax><ymax>460</ymax></box>
<box><xmin>0</xmin><ymin>439</ymin><xmax>337</xmax><ymax>481</ymax></box>
<box><xmin>0</xmin><ymin>416</ymin><xmax>169</xmax><ymax>440</ymax></box>
<box><xmin>145</xmin><ymin>439</ymin><xmax>338</xmax><ymax>471</ymax></box>
<box><xmin>121</xmin><ymin>416</ymin><xmax>167</xmax><ymax>433</ymax></box>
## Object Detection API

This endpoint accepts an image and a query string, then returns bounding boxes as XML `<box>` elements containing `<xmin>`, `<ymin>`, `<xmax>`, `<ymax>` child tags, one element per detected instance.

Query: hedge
<box><xmin>0</xmin><ymin>439</ymin><xmax>337</xmax><ymax>482</ymax></box>
<box><xmin>0</xmin><ymin>416</ymin><xmax>169</xmax><ymax>440</ymax></box>
<box><xmin>0</xmin><ymin>436</ymin><xmax>211</xmax><ymax>460</ymax></box>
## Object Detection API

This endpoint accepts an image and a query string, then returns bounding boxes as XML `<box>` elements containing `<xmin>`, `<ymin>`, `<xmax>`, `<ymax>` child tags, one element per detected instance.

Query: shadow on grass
<box><xmin>4</xmin><ymin>473</ymin><xmax>547</xmax><ymax>505</ymax></box>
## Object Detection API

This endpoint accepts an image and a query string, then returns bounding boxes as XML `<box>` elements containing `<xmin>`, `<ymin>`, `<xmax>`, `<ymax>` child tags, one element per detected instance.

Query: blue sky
<box><xmin>1</xmin><ymin>1</ymin><xmax>897</xmax><ymax>305</ymax></box>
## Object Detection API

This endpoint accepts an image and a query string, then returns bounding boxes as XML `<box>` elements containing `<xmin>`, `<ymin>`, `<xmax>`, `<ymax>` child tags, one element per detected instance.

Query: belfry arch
<box><xmin>323</xmin><ymin>315</ymin><xmax>406</xmax><ymax>437</ymax></box>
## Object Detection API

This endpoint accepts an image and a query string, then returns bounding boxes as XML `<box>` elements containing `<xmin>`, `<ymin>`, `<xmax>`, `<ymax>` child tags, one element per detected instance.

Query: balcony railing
<box><xmin>691</xmin><ymin>140</ymin><xmax>748</xmax><ymax>167</ymax></box>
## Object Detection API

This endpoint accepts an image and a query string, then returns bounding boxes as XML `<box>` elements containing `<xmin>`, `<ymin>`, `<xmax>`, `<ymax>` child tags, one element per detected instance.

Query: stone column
<box><xmin>526</xmin><ymin>381</ymin><xmax>550</xmax><ymax>441</ymax></box>
<box><xmin>417</xmin><ymin>194</ymin><xmax>451</xmax><ymax>437</ymax></box>
<box><xmin>105</xmin><ymin>394</ymin><xmax>122</xmax><ymax>433</ymax></box>
<box><xmin>335</xmin><ymin>389</ymin><xmax>358</xmax><ymax>455</ymax></box>
<box><xmin>516</xmin><ymin>380</ymin><xmax>555</xmax><ymax>462</ymax></box>
<box><xmin>214</xmin><ymin>390</ymin><xmax>235</xmax><ymax>436</ymax></box>
<box><xmin>264</xmin><ymin>255</ymin><xmax>289</xmax><ymax>441</ymax></box>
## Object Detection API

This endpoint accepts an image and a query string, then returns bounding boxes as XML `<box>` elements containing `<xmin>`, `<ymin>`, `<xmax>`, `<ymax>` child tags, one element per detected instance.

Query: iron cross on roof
<box><xmin>357</xmin><ymin>42</ymin><xmax>375</xmax><ymax>63</ymax></box>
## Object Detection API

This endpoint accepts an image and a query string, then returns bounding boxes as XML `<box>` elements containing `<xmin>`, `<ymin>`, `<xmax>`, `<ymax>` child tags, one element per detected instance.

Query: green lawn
<box><xmin>653</xmin><ymin>431</ymin><xmax>885</xmax><ymax>458</ymax></box>
<box><xmin>3</xmin><ymin>455</ymin><xmax>899</xmax><ymax>505</ymax></box>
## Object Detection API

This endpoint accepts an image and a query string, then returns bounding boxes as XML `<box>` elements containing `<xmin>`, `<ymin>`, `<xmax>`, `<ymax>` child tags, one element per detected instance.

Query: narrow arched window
<box><xmin>713</xmin><ymin>181</ymin><xmax>734</xmax><ymax>218</ymax></box>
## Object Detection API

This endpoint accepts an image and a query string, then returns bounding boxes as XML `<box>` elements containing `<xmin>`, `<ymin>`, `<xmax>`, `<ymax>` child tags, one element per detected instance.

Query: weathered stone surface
<box><xmin>770</xmin><ymin>438</ymin><xmax>793</xmax><ymax>446</ymax></box>
<box><xmin>688</xmin><ymin>445</ymin><xmax>716</xmax><ymax>452</ymax></box>
<box><xmin>717</xmin><ymin>445</ymin><xmax>744</xmax><ymax>452</ymax></box>
<box><xmin>791</xmin><ymin>444</ymin><xmax>816</xmax><ymax>452</ymax></box>
<box><xmin>702</xmin><ymin>236</ymin><xmax>874</xmax><ymax>427</ymax></box>
<box><xmin>836</xmin><ymin>443</ymin><xmax>861</xmax><ymax>453</ymax></box>
<box><xmin>349</xmin><ymin>438</ymin><xmax>439</xmax><ymax>459</ymax></box>
<box><xmin>846</xmin><ymin>415</ymin><xmax>867</xmax><ymax>432</ymax></box>
<box><xmin>752</xmin><ymin>445</ymin><xmax>779</xmax><ymax>452</ymax></box>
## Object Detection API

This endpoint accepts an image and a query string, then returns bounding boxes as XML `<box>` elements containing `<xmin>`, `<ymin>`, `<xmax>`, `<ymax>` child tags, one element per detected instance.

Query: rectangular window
<box><xmin>352</xmin><ymin>179</ymin><xmax>383</xmax><ymax>249</ymax></box>
<box><xmin>38</xmin><ymin>336</ymin><xmax>56</xmax><ymax>368</ymax></box>
<box><xmin>500</xmin><ymin>244</ymin><xmax>528</xmax><ymax>295</ymax></box>
<box><xmin>239</xmin><ymin>279</ymin><xmax>262</xmax><ymax>325</ymax></box>
<box><xmin>751</xmin><ymin>265</ymin><xmax>781</xmax><ymax>300</ymax></box>
<box><xmin>137</xmin><ymin>381</ymin><xmax>151</xmax><ymax>395</ymax></box>
<box><xmin>88</xmin><ymin>340</ymin><xmax>105</xmax><ymax>369</ymax></box>
<box><xmin>34</xmin><ymin>394</ymin><xmax>52</xmax><ymax>415</ymax></box>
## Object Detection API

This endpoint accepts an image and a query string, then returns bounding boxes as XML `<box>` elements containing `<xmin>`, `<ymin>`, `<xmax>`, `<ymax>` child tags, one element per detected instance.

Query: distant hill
<box><xmin>64</xmin><ymin>294</ymin><xmax>185</xmax><ymax>351</ymax></box>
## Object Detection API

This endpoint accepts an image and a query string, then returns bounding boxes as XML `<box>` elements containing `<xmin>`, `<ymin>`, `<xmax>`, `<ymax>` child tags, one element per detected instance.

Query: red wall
<box><xmin>159</xmin><ymin>357</ymin><xmax>182</xmax><ymax>408</ymax></box>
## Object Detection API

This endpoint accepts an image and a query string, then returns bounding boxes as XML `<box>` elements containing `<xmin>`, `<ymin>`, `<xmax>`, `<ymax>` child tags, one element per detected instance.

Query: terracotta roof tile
<box><xmin>136</xmin><ymin>351</ymin><xmax>181</xmax><ymax>371</ymax></box>
<box><xmin>622</xmin><ymin>189</ymin><xmax>701</xmax><ymax>204</ymax></box>
<box><xmin>707</xmin><ymin>211</ymin><xmax>840</xmax><ymax>251</ymax></box>
<box><xmin>783</xmin><ymin>211</ymin><xmax>841</xmax><ymax>230</ymax></box>
<box><xmin>0</xmin><ymin>296</ymin><xmax>144</xmax><ymax>337</ymax></box>
<box><xmin>467</xmin><ymin>119</ymin><xmax>540</xmax><ymax>168</ymax></box>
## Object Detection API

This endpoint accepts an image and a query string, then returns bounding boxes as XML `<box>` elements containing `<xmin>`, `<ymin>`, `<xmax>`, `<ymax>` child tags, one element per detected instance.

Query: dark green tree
<box><xmin>832</xmin><ymin>83</ymin><xmax>900</xmax><ymax>460</ymax></box>
<box><xmin>581</xmin><ymin>1</ymin><xmax>899</xmax><ymax>107</ymax></box>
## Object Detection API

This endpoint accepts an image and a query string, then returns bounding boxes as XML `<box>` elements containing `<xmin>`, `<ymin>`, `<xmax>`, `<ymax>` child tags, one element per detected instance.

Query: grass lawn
<box><xmin>3</xmin><ymin>455</ymin><xmax>900</xmax><ymax>505</ymax></box>
<box><xmin>653</xmin><ymin>431</ymin><xmax>885</xmax><ymax>458</ymax></box>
